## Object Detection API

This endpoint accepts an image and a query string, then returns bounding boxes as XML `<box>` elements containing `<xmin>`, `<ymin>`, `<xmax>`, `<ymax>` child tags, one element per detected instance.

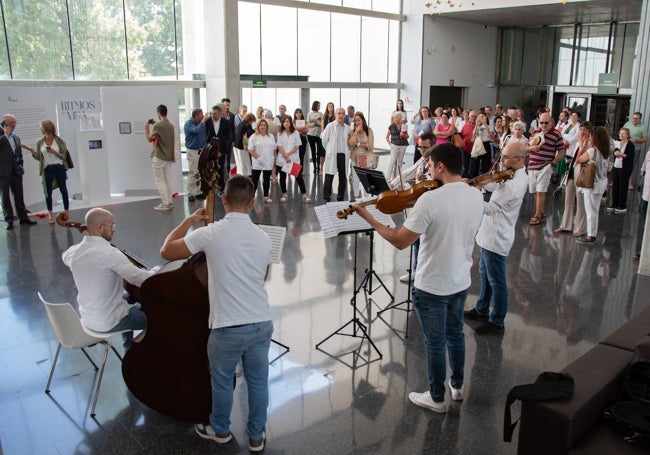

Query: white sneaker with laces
<box><xmin>408</xmin><ymin>390</ymin><xmax>447</xmax><ymax>413</ymax></box>
<box><xmin>448</xmin><ymin>379</ymin><xmax>463</xmax><ymax>401</ymax></box>
<box><xmin>399</xmin><ymin>273</ymin><xmax>412</xmax><ymax>283</ymax></box>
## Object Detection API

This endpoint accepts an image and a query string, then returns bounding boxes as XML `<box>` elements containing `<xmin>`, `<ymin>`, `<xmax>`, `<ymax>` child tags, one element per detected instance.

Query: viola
<box><xmin>337</xmin><ymin>167</ymin><xmax>515</xmax><ymax>219</ymax></box>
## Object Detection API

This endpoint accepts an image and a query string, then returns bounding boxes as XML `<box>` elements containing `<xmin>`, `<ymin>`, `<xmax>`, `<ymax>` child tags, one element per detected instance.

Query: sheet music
<box><xmin>314</xmin><ymin>201</ymin><xmax>394</xmax><ymax>239</ymax></box>
<box><xmin>257</xmin><ymin>224</ymin><xmax>286</xmax><ymax>263</ymax></box>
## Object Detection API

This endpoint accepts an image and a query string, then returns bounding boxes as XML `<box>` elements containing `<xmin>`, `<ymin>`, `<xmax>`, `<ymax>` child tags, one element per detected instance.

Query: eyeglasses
<box><xmin>539</xmin><ymin>121</ymin><xmax>550</xmax><ymax>125</ymax></box>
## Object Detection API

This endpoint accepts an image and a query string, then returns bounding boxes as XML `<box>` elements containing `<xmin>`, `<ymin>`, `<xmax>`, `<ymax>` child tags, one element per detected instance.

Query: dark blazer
<box><xmin>206</xmin><ymin>117</ymin><xmax>233</xmax><ymax>156</ymax></box>
<box><xmin>0</xmin><ymin>134</ymin><xmax>23</xmax><ymax>178</ymax></box>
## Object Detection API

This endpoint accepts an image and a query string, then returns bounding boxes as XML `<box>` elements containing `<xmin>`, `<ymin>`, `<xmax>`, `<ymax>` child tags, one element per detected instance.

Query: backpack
<box><xmin>503</xmin><ymin>372</ymin><xmax>575</xmax><ymax>442</ymax></box>
<box><xmin>604</xmin><ymin>337</ymin><xmax>650</xmax><ymax>443</ymax></box>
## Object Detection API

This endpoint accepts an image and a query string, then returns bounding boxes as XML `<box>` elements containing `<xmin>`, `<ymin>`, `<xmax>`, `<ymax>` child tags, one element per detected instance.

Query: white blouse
<box><xmin>248</xmin><ymin>133</ymin><xmax>276</xmax><ymax>171</ymax></box>
<box><xmin>275</xmin><ymin>131</ymin><xmax>302</xmax><ymax>167</ymax></box>
<box><xmin>41</xmin><ymin>141</ymin><xmax>63</xmax><ymax>166</ymax></box>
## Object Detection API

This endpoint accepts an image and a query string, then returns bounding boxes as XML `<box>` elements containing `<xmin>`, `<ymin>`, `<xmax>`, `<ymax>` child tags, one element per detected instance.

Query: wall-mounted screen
<box><xmin>88</xmin><ymin>139</ymin><xmax>103</xmax><ymax>150</ymax></box>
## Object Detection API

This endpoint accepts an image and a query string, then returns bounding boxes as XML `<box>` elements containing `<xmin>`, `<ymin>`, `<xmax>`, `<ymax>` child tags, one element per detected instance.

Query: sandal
<box><xmin>302</xmin><ymin>195</ymin><xmax>312</xmax><ymax>204</ymax></box>
<box><xmin>280</xmin><ymin>195</ymin><xmax>288</xmax><ymax>203</ymax></box>
<box><xmin>48</xmin><ymin>216</ymin><xmax>55</xmax><ymax>225</ymax></box>
<box><xmin>529</xmin><ymin>216</ymin><xmax>541</xmax><ymax>226</ymax></box>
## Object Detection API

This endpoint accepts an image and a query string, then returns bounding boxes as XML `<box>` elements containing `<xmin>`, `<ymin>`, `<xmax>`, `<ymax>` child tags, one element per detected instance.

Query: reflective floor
<box><xmin>1</xmin><ymin>155</ymin><xmax>649</xmax><ymax>455</ymax></box>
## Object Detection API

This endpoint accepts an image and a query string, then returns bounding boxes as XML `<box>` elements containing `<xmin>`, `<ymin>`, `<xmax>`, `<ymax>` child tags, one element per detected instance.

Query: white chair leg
<box><xmin>90</xmin><ymin>342</ymin><xmax>110</xmax><ymax>417</ymax></box>
<box><xmin>45</xmin><ymin>343</ymin><xmax>62</xmax><ymax>393</ymax></box>
<box><xmin>80</xmin><ymin>347</ymin><xmax>100</xmax><ymax>370</ymax></box>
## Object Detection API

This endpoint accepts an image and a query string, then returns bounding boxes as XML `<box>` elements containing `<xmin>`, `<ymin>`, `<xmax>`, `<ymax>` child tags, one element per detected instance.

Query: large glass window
<box><xmin>361</xmin><ymin>17</ymin><xmax>388</xmax><ymax>82</ymax></box>
<box><xmin>554</xmin><ymin>27</ymin><xmax>574</xmax><ymax>85</ymax></box>
<box><xmin>298</xmin><ymin>9</ymin><xmax>331</xmax><ymax>82</ymax></box>
<box><xmin>4</xmin><ymin>0</ymin><xmax>73</xmax><ymax>79</ymax></box>
<box><xmin>521</xmin><ymin>27</ymin><xmax>555</xmax><ymax>86</ymax></box>
<box><xmin>573</xmin><ymin>24</ymin><xmax>609</xmax><ymax>86</ymax></box>
<box><xmin>261</xmin><ymin>5</ymin><xmax>297</xmax><ymax>76</ymax></box>
<box><xmin>499</xmin><ymin>28</ymin><xmax>524</xmax><ymax>85</ymax></box>
<box><xmin>239</xmin><ymin>2</ymin><xmax>261</xmax><ymax>75</ymax></box>
<box><xmin>69</xmin><ymin>0</ymin><xmax>128</xmax><ymax>80</ymax></box>
<box><xmin>611</xmin><ymin>23</ymin><xmax>637</xmax><ymax>89</ymax></box>
<box><xmin>0</xmin><ymin>6</ymin><xmax>9</xmax><ymax>79</ymax></box>
<box><xmin>331</xmin><ymin>14</ymin><xmax>360</xmax><ymax>82</ymax></box>
<box><xmin>124</xmin><ymin>0</ymin><xmax>183</xmax><ymax>79</ymax></box>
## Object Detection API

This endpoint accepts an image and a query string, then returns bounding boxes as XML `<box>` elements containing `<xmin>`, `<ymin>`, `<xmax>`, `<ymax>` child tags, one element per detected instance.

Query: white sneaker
<box><xmin>408</xmin><ymin>390</ymin><xmax>447</xmax><ymax>413</ymax></box>
<box><xmin>153</xmin><ymin>203</ymin><xmax>171</xmax><ymax>211</ymax></box>
<box><xmin>448</xmin><ymin>379</ymin><xmax>463</xmax><ymax>401</ymax></box>
<box><xmin>399</xmin><ymin>273</ymin><xmax>412</xmax><ymax>283</ymax></box>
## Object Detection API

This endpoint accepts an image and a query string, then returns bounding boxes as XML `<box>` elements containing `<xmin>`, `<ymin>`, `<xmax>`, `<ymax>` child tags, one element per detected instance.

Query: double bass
<box><xmin>119</xmin><ymin>138</ymin><xmax>222</xmax><ymax>423</ymax></box>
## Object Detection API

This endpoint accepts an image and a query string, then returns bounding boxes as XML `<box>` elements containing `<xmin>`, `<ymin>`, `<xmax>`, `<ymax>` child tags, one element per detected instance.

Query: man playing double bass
<box><xmin>352</xmin><ymin>143</ymin><xmax>484</xmax><ymax>413</ymax></box>
<box><xmin>160</xmin><ymin>175</ymin><xmax>272</xmax><ymax>453</ymax></box>
<box><xmin>62</xmin><ymin>208</ymin><xmax>156</xmax><ymax>348</ymax></box>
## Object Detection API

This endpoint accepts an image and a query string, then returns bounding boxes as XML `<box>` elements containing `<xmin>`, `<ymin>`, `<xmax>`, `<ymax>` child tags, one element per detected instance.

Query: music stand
<box><xmin>377</xmin><ymin>242</ymin><xmax>415</xmax><ymax>339</ymax></box>
<box><xmin>313</xmin><ymin>203</ymin><xmax>394</xmax><ymax>365</ymax></box>
<box><xmin>351</xmin><ymin>167</ymin><xmax>394</xmax><ymax>305</ymax></box>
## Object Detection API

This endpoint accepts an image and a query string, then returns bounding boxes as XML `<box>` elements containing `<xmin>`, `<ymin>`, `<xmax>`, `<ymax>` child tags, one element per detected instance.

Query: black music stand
<box><xmin>316</xmin><ymin>228</ymin><xmax>382</xmax><ymax>364</ymax></box>
<box><xmin>350</xmin><ymin>167</ymin><xmax>394</xmax><ymax>305</ymax></box>
<box><xmin>377</xmin><ymin>242</ymin><xmax>415</xmax><ymax>338</ymax></box>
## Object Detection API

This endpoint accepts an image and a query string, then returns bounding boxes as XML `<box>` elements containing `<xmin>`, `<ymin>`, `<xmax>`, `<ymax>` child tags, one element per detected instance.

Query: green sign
<box><xmin>252</xmin><ymin>80</ymin><xmax>267</xmax><ymax>88</ymax></box>
<box><xmin>598</xmin><ymin>73</ymin><xmax>618</xmax><ymax>95</ymax></box>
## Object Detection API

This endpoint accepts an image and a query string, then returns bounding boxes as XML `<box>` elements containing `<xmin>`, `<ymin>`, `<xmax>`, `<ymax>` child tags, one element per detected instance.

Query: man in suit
<box><xmin>206</xmin><ymin>104</ymin><xmax>233</xmax><ymax>194</ymax></box>
<box><xmin>0</xmin><ymin>114</ymin><xmax>37</xmax><ymax>230</ymax></box>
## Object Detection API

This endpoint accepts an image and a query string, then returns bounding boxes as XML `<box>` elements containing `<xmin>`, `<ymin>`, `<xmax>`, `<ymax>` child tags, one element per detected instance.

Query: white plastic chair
<box><xmin>38</xmin><ymin>292</ymin><xmax>128</xmax><ymax>417</ymax></box>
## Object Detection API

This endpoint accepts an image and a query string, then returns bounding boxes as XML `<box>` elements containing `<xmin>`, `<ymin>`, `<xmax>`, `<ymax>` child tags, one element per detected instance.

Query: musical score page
<box><xmin>257</xmin><ymin>224</ymin><xmax>286</xmax><ymax>263</ymax></box>
<box><xmin>314</xmin><ymin>201</ymin><xmax>394</xmax><ymax>239</ymax></box>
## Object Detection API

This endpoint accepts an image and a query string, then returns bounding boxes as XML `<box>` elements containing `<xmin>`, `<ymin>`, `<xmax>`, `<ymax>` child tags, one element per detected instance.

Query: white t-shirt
<box><xmin>41</xmin><ymin>141</ymin><xmax>63</xmax><ymax>166</ymax></box>
<box><xmin>184</xmin><ymin>212</ymin><xmax>272</xmax><ymax>329</ymax></box>
<box><xmin>476</xmin><ymin>167</ymin><xmax>528</xmax><ymax>256</ymax></box>
<box><xmin>275</xmin><ymin>130</ymin><xmax>302</xmax><ymax>167</ymax></box>
<box><xmin>62</xmin><ymin>236</ymin><xmax>154</xmax><ymax>331</ymax></box>
<box><xmin>404</xmin><ymin>182</ymin><xmax>484</xmax><ymax>295</ymax></box>
<box><xmin>248</xmin><ymin>133</ymin><xmax>277</xmax><ymax>170</ymax></box>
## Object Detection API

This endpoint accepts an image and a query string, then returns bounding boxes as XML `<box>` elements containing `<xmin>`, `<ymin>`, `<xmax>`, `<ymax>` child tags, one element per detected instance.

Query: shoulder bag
<box><xmin>471</xmin><ymin>138</ymin><xmax>487</xmax><ymax>158</ymax></box>
<box><xmin>575</xmin><ymin>160</ymin><xmax>596</xmax><ymax>189</ymax></box>
<box><xmin>451</xmin><ymin>133</ymin><xmax>464</xmax><ymax>148</ymax></box>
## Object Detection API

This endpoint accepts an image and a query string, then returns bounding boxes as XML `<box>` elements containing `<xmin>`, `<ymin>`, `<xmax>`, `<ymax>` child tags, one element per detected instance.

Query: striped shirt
<box><xmin>528</xmin><ymin>128</ymin><xmax>564</xmax><ymax>171</ymax></box>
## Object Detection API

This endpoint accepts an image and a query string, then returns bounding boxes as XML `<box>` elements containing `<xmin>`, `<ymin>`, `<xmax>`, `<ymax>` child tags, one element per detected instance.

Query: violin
<box><xmin>337</xmin><ymin>167</ymin><xmax>515</xmax><ymax>219</ymax></box>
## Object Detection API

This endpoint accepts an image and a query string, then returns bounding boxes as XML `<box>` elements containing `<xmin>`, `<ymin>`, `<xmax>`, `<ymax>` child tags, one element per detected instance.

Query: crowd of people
<box><xmin>3</xmin><ymin>97</ymin><xmax>649</xmax><ymax>452</ymax></box>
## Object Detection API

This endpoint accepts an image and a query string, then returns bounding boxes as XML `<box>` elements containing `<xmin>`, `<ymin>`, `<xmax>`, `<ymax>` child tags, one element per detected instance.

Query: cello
<box><xmin>119</xmin><ymin>138</ymin><xmax>222</xmax><ymax>423</ymax></box>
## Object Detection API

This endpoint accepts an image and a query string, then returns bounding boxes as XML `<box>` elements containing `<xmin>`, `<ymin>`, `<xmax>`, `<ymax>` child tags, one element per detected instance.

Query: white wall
<box><xmin>421</xmin><ymin>15</ymin><xmax>498</xmax><ymax>110</ymax></box>
<box><xmin>399</xmin><ymin>15</ymin><xmax>424</xmax><ymax>117</ymax></box>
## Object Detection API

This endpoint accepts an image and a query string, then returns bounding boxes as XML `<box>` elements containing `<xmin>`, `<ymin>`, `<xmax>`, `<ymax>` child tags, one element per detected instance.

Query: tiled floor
<box><xmin>1</xmin><ymin>156</ymin><xmax>649</xmax><ymax>454</ymax></box>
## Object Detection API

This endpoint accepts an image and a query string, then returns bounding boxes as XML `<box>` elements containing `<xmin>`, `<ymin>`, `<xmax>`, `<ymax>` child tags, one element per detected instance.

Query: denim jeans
<box><xmin>412</xmin><ymin>287</ymin><xmax>467</xmax><ymax>403</ymax></box>
<box><xmin>475</xmin><ymin>247</ymin><xmax>507</xmax><ymax>327</ymax></box>
<box><xmin>102</xmin><ymin>303</ymin><xmax>147</xmax><ymax>348</ymax></box>
<box><xmin>208</xmin><ymin>321</ymin><xmax>273</xmax><ymax>440</ymax></box>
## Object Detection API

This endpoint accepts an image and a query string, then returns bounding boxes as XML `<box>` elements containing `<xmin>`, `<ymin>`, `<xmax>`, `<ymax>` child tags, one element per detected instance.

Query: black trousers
<box><xmin>611</xmin><ymin>168</ymin><xmax>632</xmax><ymax>209</ymax></box>
<box><xmin>0</xmin><ymin>172</ymin><xmax>29</xmax><ymax>222</ymax></box>
<box><xmin>323</xmin><ymin>153</ymin><xmax>347</xmax><ymax>202</ymax></box>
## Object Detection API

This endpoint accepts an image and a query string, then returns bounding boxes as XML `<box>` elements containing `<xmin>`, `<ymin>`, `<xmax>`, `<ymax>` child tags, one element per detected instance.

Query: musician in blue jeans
<box><xmin>463</xmin><ymin>141</ymin><xmax>529</xmax><ymax>334</ymax></box>
<box><xmin>161</xmin><ymin>175</ymin><xmax>272</xmax><ymax>453</ymax></box>
<box><xmin>353</xmin><ymin>143</ymin><xmax>483</xmax><ymax>413</ymax></box>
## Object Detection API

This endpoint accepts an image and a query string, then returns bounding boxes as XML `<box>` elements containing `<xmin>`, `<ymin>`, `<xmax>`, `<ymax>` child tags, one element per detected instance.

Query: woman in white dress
<box><xmin>276</xmin><ymin>116</ymin><xmax>311</xmax><ymax>204</ymax></box>
<box><xmin>248</xmin><ymin>119</ymin><xmax>276</xmax><ymax>203</ymax></box>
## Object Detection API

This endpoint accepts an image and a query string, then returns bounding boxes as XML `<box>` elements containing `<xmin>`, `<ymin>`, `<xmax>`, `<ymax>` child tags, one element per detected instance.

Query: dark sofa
<box><xmin>516</xmin><ymin>305</ymin><xmax>650</xmax><ymax>455</ymax></box>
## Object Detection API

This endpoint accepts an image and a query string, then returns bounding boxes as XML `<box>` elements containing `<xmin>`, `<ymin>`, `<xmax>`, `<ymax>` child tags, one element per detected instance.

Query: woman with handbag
<box><xmin>575</xmin><ymin>126</ymin><xmax>610</xmax><ymax>243</ymax></box>
<box><xmin>386</xmin><ymin>112</ymin><xmax>409</xmax><ymax>180</ymax></box>
<box><xmin>276</xmin><ymin>116</ymin><xmax>311</xmax><ymax>204</ymax></box>
<box><xmin>469</xmin><ymin>113</ymin><xmax>493</xmax><ymax>178</ymax></box>
<box><xmin>608</xmin><ymin>127</ymin><xmax>635</xmax><ymax>213</ymax></box>
<box><xmin>554</xmin><ymin>121</ymin><xmax>591</xmax><ymax>236</ymax></box>
<box><xmin>24</xmin><ymin>120</ymin><xmax>71</xmax><ymax>224</ymax></box>
<box><xmin>348</xmin><ymin>112</ymin><xmax>375</xmax><ymax>200</ymax></box>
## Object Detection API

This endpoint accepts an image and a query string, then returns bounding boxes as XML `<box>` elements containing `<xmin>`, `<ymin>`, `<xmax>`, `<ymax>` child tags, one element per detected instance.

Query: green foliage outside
<box><xmin>0</xmin><ymin>0</ymin><xmax>183</xmax><ymax>80</ymax></box>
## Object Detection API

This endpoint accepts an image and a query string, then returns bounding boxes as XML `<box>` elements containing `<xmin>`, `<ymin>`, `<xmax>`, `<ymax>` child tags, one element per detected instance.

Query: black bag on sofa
<box><xmin>604</xmin><ymin>337</ymin><xmax>650</xmax><ymax>443</ymax></box>
<box><xmin>503</xmin><ymin>372</ymin><xmax>575</xmax><ymax>442</ymax></box>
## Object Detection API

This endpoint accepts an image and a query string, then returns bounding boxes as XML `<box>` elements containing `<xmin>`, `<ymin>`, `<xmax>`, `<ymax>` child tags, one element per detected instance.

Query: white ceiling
<box><xmin>437</xmin><ymin>0</ymin><xmax>642</xmax><ymax>28</ymax></box>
